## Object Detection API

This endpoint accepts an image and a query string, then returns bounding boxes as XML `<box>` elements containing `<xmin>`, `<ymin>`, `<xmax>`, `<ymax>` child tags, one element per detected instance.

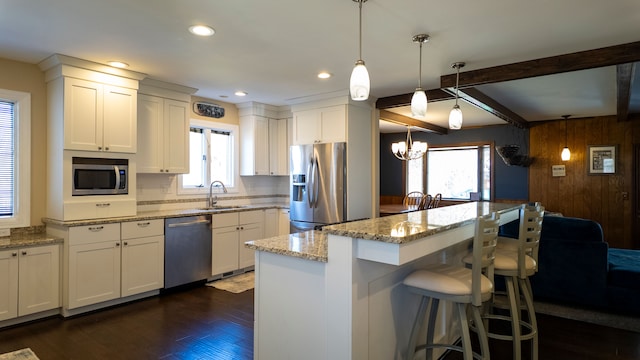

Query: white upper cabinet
<box><xmin>63</xmin><ymin>77</ymin><xmax>137</xmax><ymax>153</ymax></box>
<box><xmin>137</xmin><ymin>94</ymin><xmax>189</xmax><ymax>173</ymax></box>
<box><xmin>39</xmin><ymin>55</ymin><xmax>145</xmax><ymax>155</ymax></box>
<box><xmin>292</xmin><ymin>105</ymin><xmax>346</xmax><ymax>145</ymax></box>
<box><xmin>269</xmin><ymin>118</ymin><xmax>289</xmax><ymax>176</ymax></box>
<box><xmin>240</xmin><ymin>115</ymin><xmax>290</xmax><ymax>176</ymax></box>
<box><xmin>240</xmin><ymin>115</ymin><xmax>270</xmax><ymax>176</ymax></box>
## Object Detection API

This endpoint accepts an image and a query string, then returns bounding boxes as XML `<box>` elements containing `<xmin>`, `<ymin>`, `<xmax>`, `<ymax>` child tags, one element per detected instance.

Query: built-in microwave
<box><xmin>72</xmin><ymin>157</ymin><xmax>128</xmax><ymax>196</ymax></box>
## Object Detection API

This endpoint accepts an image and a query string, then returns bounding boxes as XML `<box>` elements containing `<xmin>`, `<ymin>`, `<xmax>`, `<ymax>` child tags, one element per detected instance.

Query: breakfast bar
<box><xmin>245</xmin><ymin>202</ymin><xmax>521</xmax><ymax>360</ymax></box>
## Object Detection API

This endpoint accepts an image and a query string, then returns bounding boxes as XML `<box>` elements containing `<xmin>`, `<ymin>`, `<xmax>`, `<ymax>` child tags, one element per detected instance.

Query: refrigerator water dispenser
<box><xmin>291</xmin><ymin>174</ymin><xmax>306</xmax><ymax>202</ymax></box>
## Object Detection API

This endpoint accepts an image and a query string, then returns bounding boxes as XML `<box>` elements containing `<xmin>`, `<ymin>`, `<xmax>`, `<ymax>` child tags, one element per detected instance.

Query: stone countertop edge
<box><xmin>245</xmin><ymin>230</ymin><xmax>328</xmax><ymax>263</ymax></box>
<box><xmin>0</xmin><ymin>233</ymin><xmax>63</xmax><ymax>250</ymax></box>
<box><xmin>321</xmin><ymin>202</ymin><xmax>521</xmax><ymax>245</ymax></box>
<box><xmin>41</xmin><ymin>204</ymin><xmax>290</xmax><ymax>227</ymax></box>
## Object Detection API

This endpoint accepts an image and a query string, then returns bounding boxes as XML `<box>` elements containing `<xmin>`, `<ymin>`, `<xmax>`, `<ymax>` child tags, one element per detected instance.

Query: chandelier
<box><xmin>391</xmin><ymin>126</ymin><xmax>427</xmax><ymax>161</ymax></box>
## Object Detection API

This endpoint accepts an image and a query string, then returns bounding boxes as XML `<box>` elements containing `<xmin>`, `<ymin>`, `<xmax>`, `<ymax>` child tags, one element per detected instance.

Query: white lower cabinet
<box><xmin>121</xmin><ymin>220</ymin><xmax>164</xmax><ymax>297</ymax></box>
<box><xmin>212</xmin><ymin>210</ymin><xmax>264</xmax><ymax>276</ymax></box>
<box><xmin>65</xmin><ymin>220</ymin><xmax>164</xmax><ymax>311</ymax></box>
<box><xmin>0</xmin><ymin>244</ymin><xmax>60</xmax><ymax>321</ymax></box>
<box><xmin>264</xmin><ymin>209</ymin><xmax>278</xmax><ymax>238</ymax></box>
<box><xmin>67</xmin><ymin>225</ymin><xmax>121</xmax><ymax>309</ymax></box>
<box><xmin>279</xmin><ymin>209</ymin><xmax>291</xmax><ymax>236</ymax></box>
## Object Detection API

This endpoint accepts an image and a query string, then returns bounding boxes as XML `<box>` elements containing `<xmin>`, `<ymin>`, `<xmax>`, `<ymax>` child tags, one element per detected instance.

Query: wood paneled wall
<box><xmin>529</xmin><ymin>115</ymin><xmax>638</xmax><ymax>249</ymax></box>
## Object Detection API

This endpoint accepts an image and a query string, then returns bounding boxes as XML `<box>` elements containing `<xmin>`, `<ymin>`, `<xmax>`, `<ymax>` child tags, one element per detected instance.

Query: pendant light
<box><xmin>449</xmin><ymin>62</ymin><xmax>465</xmax><ymax>129</ymax></box>
<box><xmin>391</xmin><ymin>126</ymin><xmax>428</xmax><ymax>161</ymax></box>
<box><xmin>350</xmin><ymin>0</ymin><xmax>369</xmax><ymax>101</ymax></box>
<box><xmin>561</xmin><ymin>115</ymin><xmax>571</xmax><ymax>161</ymax></box>
<box><xmin>410</xmin><ymin>34</ymin><xmax>430</xmax><ymax>119</ymax></box>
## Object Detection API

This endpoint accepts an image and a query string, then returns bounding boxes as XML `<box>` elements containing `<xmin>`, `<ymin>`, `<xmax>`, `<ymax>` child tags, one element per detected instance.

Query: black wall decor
<box><xmin>194</xmin><ymin>102</ymin><xmax>225</xmax><ymax>118</ymax></box>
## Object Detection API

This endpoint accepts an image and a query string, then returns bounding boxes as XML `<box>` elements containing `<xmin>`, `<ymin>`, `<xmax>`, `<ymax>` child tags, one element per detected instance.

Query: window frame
<box><xmin>177</xmin><ymin>119</ymin><xmax>239</xmax><ymax>195</ymax></box>
<box><xmin>0</xmin><ymin>89</ymin><xmax>31</xmax><ymax>229</ymax></box>
<box><xmin>407</xmin><ymin>141</ymin><xmax>494</xmax><ymax>201</ymax></box>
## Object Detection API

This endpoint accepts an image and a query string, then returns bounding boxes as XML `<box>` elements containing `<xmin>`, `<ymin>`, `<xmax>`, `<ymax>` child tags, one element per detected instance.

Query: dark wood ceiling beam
<box><xmin>442</xmin><ymin>87</ymin><xmax>529</xmax><ymax>128</ymax></box>
<box><xmin>617</xmin><ymin>63</ymin><xmax>635</xmax><ymax>122</ymax></box>
<box><xmin>375</xmin><ymin>89</ymin><xmax>452</xmax><ymax>109</ymax></box>
<box><xmin>441</xmin><ymin>41</ymin><xmax>640</xmax><ymax>88</ymax></box>
<box><xmin>379</xmin><ymin>110</ymin><xmax>448</xmax><ymax>135</ymax></box>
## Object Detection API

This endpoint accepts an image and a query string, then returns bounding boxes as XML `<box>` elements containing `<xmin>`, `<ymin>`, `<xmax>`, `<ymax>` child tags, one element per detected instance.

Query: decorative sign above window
<box><xmin>193</xmin><ymin>102</ymin><xmax>225</xmax><ymax>118</ymax></box>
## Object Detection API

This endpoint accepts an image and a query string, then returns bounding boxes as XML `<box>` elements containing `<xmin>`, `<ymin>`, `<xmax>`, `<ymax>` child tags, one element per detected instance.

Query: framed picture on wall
<box><xmin>588</xmin><ymin>145</ymin><xmax>617</xmax><ymax>175</ymax></box>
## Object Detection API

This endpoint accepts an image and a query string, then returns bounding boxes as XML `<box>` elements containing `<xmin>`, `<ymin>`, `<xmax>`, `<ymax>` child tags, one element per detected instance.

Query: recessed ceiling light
<box><xmin>318</xmin><ymin>72</ymin><xmax>332</xmax><ymax>79</ymax></box>
<box><xmin>235</xmin><ymin>91</ymin><xmax>247</xmax><ymax>97</ymax></box>
<box><xmin>189</xmin><ymin>25</ymin><xmax>215</xmax><ymax>36</ymax></box>
<box><xmin>108</xmin><ymin>61</ymin><xmax>129</xmax><ymax>68</ymax></box>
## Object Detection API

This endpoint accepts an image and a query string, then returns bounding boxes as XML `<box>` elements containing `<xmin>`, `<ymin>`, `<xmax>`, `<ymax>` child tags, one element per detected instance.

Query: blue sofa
<box><xmin>500</xmin><ymin>215</ymin><xmax>640</xmax><ymax>315</ymax></box>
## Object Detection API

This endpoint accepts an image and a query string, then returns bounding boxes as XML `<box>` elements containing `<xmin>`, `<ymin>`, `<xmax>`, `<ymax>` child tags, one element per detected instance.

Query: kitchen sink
<box><xmin>197</xmin><ymin>205</ymin><xmax>249</xmax><ymax>211</ymax></box>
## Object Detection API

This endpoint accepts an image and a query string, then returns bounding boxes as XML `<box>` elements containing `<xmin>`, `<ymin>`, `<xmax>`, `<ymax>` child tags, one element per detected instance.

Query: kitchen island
<box><xmin>245</xmin><ymin>201</ymin><xmax>521</xmax><ymax>360</ymax></box>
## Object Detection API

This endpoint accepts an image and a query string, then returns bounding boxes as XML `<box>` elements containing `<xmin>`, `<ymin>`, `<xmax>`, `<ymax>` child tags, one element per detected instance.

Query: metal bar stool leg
<box><xmin>425</xmin><ymin>298</ymin><xmax>440</xmax><ymax>360</ymax></box>
<box><xmin>505</xmin><ymin>277</ymin><xmax>522</xmax><ymax>360</ymax></box>
<box><xmin>520</xmin><ymin>277</ymin><xmax>538</xmax><ymax>360</ymax></box>
<box><xmin>471</xmin><ymin>305</ymin><xmax>490</xmax><ymax>360</ymax></box>
<box><xmin>457</xmin><ymin>303</ymin><xmax>473</xmax><ymax>360</ymax></box>
<box><xmin>407</xmin><ymin>296</ymin><xmax>430</xmax><ymax>360</ymax></box>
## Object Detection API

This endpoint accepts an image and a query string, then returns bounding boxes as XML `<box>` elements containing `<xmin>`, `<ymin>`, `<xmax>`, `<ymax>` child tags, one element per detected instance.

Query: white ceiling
<box><xmin>1</xmin><ymin>0</ymin><xmax>639</xmax><ymax>131</ymax></box>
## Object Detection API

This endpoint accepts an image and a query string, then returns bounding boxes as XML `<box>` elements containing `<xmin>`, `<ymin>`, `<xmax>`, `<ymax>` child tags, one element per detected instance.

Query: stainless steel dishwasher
<box><xmin>164</xmin><ymin>215</ymin><xmax>212</xmax><ymax>289</ymax></box>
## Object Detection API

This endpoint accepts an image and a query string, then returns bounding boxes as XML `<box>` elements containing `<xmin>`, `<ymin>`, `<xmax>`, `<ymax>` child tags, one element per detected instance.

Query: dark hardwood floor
<box><xmin>0</xmin><ymin>284</ymin><xmax>254</xmax><ymax>360</ymax></box>
<box><xmin>0</xmin><ymin>284</ymin><xmax>639</xmax><ymax>359</ymax></box>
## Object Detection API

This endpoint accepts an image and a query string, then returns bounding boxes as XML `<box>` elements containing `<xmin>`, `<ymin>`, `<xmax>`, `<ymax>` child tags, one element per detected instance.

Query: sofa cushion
<box><xmin>608</xmin><ymin>248</ymin><xmax>640</xmax><ymax>290</ymax></box>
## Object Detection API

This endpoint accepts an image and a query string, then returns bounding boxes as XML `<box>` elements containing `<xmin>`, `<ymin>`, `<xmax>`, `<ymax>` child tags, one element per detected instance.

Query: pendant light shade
<box><xmin>391</xmin><ymin>126</ymin><xmax>427</xmax><ymax>161</ymax></box>
<box><xmin>410</xmin><ymin>34</ymin><xmax>430</xmax><ymax>119</ymax></box>
<box><xmin>449</xmin><ymin>62</ymin><xmax>465</xmax><ymax>129</ymax></box>
<box><xmin>350</xmin><ymin>60</ymin><xmax>370</xmax><ymax>101</ymax></box>
<box><xmin>350</xmin><ymin>0</ymin><xmax>369</xmax><ymax>101</ymax></box>
<box><xmin>411</xmin><ymin>89</ymin><xmax>427</xmax><ymax>118</ymax></box>
<box><xmin>561</xmin><ymin>115</ymin><xmax>571</xmax><ymax>161</ymax></box>
<box><xmin>448</xmin><ymin>104</ymin><xmax>463</xmax><ymax>129</ymax></box>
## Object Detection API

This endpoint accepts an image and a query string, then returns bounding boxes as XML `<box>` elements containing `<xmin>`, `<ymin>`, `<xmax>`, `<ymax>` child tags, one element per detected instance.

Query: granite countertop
<box><xmin>245</xmin><ymin>230</ymin><xmax>327</xmax><ymax>263</ymax></box>
<box><xmin>0</xmin><ymin>231</ymin><xmax>63</xmax><ymax>250</ymax></box>
<box><xmin>244</xmin><ymin>202</ymin><xmax>521</xmax><ymax>262</ymax></box>
<box><xmin>43</xmin><ymin>203</ymin><xmax>289</xmax><ymax>227</ymax></box>
<box><xmin>322</xmin><ymin>201</ymin><xmax>520</xmax><ymax>244</ymax></box>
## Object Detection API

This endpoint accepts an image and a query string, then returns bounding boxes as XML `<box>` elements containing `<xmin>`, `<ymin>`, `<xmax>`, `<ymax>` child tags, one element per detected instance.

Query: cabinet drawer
<box><xmin>63</xmin><ymin>199</ymin><xmax>136</xmax><ymax>221</ymax></box>
<box><xmin>69</xmin><ymin>223</ymin><xmax>120</xmax><ymax>245</ymax></box>
<box><xmin>240</xmin><ymin>210</ymin><xmax>263</xmax><ymax>224</ymax></box>
<box><xmin>212</xmin><ymin>213</ymin><xmax>238</xmax><ymax>228</ymax></box>
<box><xmin>121</xmin><ymin>219</ymin><xmax>164</xmax><ymax>239</ymax></box>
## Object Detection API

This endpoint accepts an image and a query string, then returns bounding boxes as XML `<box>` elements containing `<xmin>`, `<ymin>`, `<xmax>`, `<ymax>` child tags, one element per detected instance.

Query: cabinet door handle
<box><xmin>98</xmin><ymin>146</ymin><xmax>102</xmax><ymax>150</ymax></box>
<box><xmin>21</xmin><ymin>251</ymin><xmax>27</xmax><ymax>255</ymax></box>
<box><xmin>105</xmin><ymin>147</ymin><xmax>109</xmax><ymax>151</ymax></box>
<box><xmin>96</xmin><ymin>203</ymin><xmax>111</xmax><ymax>208</ymax></box>
<box><xmin>240</xmin><ymin>226</ymin><xmax>244</xmax><ymax>230</ymax></box>
<box><xmin>12</xmin><ymin>252</ymin><xmax>17</xmax><ymax>257</ymax></box>
<box><xmin>123</xmin><ymin>241</ymin><xmax>128</xmax><ymax>246</ymax></box>
<box><xmin>137</xmin><ymin>222</ymin><xmax>151</xmax><ymax>227</ymax></box>
<box><xmin>236</xmin><ymin>226</ymin><xmax>240</xmax><ymax>230</ymax></box>
<box><xmin>116</xmin><ymin>242</ymin><xmax>120</xmax><ymax>247</ymax></box>
<box><xmin>88</xmin><ymin>226</ymin><xmax>104</xmax><ymax>232</ymax></box>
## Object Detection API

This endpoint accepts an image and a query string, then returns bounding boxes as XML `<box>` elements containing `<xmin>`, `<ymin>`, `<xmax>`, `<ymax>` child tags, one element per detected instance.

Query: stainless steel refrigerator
<box><xmin>290</xmin><ymin>142</ymin><xmax>346</xmax><ymax>232</ymax></box>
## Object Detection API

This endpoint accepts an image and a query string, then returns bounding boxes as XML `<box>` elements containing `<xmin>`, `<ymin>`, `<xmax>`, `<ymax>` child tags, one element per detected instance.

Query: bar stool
<box><xmin>486</xmin><ymin>203</ymin><xmax>544</xmax><ymax>360</ymax></box>
<box><xmin>403</xmin><ymin>212</ymin><xmax>500</xmax><ymax>360</ymax></box>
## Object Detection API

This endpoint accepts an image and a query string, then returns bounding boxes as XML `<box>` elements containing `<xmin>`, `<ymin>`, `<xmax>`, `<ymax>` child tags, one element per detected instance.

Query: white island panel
<box><xmin>254</xmin><ymin>250</ymin><xmax>327</xmax><ymax>360</ymax></box>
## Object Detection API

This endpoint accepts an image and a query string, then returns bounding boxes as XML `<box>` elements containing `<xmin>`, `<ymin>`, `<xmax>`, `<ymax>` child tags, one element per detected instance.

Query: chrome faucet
<box><xmin>208</xmin><ymin>180</ymin><xmax>228</xmax><ymax>207</ymax></box>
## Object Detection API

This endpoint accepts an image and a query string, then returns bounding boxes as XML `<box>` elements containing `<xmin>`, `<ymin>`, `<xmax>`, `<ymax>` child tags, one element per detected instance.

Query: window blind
<box><xmin>0</xmin><ymin>100</ymin><xmax>15</xmax><ymax>217</ymax></box>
